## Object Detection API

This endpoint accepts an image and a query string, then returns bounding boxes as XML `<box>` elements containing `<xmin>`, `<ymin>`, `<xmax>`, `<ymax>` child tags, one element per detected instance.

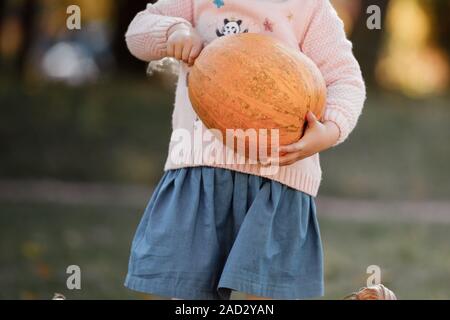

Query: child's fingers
<box><xmin>280</xmin><ymin>132</ymin><xmax>313</xmax><ymax>153</ymax></box>
<box><xmin>166</xmin><ymin>42</ymin><xmax>175</xmax><ymax>58</ymax></box>
<box><xmin>279</xmin><ymin>140</ymin><xmax>306</xmax><ymax>153</ymax></box>
<box><xmin>306</xmin><ymin>111</ymin><xmax>319</xmax><ymax>126</ymax></box>
<box><xmin>182</xmin><ymin>42</ymin><xmax>193</xmax><ymax>63</ymax></box>
<box><xmin>273</xmin><ymin>151</ymin><xmax>306</xmax><ymax>167</ymax></box>
<box><xmin>188</xmin><ymin>44</ymin><xmax>203</xmax><ymax>66</ymax></box>
<box><xmin>277</xmin><ymin>145</ymin><xmax>314</xmax><ymax>165</ymax></box>
<box><xmin>173</xmin><ymin>43</ymin><xmax>183</xmax><ymax>60</ymax></box>
<box><xmin>279</xmin><ymin>112</ymin><xmax>319</xmax><ymax>153</ymax></box>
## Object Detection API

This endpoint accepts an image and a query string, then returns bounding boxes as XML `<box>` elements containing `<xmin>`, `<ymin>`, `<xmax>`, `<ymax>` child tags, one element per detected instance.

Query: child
<box><xmin>124</xmin><ymin>0</ymin><xmax>366</xmax><ymax>300</ymax></box>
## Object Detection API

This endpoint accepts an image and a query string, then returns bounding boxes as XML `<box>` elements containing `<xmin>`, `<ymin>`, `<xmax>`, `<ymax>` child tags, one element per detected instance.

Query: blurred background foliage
<box><xmin>0</xmin><ymin>0</ymin><xmax>450</xmax><ymax>300</ymax></box>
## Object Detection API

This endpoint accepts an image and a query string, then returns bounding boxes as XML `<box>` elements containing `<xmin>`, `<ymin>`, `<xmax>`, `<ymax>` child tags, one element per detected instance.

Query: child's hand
<box><xmin>167</xmin><ymin>23</ymin><xmax>203</xmax><ymax>66</ymax></box>
<box><xmin>275</xmin><ymin>111</ymin><xmax>340</xmax><ymax>166</ymax></box>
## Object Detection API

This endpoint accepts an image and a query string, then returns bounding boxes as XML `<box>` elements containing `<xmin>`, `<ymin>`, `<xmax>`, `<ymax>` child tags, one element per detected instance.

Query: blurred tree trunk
<box><xmin>17</xmin><ymin>0</ymin><xmax>37</xmax><ymax>75</ymax></box>
<box><xmin>0</xmin><ymin>0</ymin><xmax>37</xmax><ymax>76</ymax></box>
<box><xmin>427</xmin><ymin>0</ymin><xmax>450</xmax><ymax>59</ymax></box>
<box><xmin>112</xmin><ymin>0</ymin><xmax>153</xmax><ymax>73</ymax></box>
<box><xmin>350</xmin><ymin>0</ymin><xmax>390</xmax><ymax>86</ymax></box>
<box><xmin>0</xmin><ymin>1</ymin><xmax>4</xmax><ymax>23</ymax></box>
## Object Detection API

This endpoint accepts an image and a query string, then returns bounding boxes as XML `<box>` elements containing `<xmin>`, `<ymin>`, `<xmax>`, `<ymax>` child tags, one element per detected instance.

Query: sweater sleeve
<box><xmin>301</xmin><ymin>0</ymin><xmax>366</xmax><ymax>145</ymax></box>
<box><xmin>125</xmin><ymin>0</ymin><xmax>194</xmax><ymax>62</ymax></box>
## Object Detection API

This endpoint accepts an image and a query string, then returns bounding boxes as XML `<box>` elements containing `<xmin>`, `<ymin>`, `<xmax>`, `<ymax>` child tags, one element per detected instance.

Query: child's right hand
<box><xmin>167</xmin><ymin>23</ymin><xmax>203</xmax><ymax>66</ymax></box>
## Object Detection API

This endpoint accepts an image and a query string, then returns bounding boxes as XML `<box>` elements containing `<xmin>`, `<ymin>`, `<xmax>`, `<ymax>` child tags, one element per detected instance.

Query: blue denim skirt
<box><xmin>125</xmin><ymin>167</ymin><xmax>323</xmax><ymax>300</ymax></box>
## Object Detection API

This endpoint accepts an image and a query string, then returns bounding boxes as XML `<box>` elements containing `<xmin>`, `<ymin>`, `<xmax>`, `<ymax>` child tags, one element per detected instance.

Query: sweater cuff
<box><xmin>125</xmin><ymin>16</ymin><xmax>191</xmax><ymax>61</ymax></box>
<box><xmin>153</xmin><ymin>18</ymin><xmax>192</xmax><ymax>48</ymax></box>
<box><xmin>145</xmin><ymin>2</ymin><xmax>192</xmax><ymax>41</ymax></box>
<box><xmin>322</xmin><ymin>106</ymin><xmax>351</xmax><ymax>146</ymax></box>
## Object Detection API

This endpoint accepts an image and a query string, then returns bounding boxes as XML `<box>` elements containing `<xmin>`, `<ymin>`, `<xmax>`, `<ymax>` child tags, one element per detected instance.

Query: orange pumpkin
<box><xmin>188</xmin><ymin>33</ymin><xmax>326</xmax><ymax>158</ymax></box>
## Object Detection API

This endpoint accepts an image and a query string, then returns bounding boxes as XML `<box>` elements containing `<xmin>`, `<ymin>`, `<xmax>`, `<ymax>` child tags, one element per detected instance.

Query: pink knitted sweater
<box><xmin>125</xmin><ymin>0</ymin><xmax>366</xmax><ymax>196</ymax></box>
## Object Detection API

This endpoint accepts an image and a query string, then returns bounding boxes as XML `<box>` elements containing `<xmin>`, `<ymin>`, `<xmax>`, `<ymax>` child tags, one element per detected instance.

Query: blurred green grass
<box><xmin>1</xmin><ymin>76</ymin><xmax>449</xmax><ymax>199</ymax></box>
<box><xmin>320</xmin><ymin>92</ymin><xmax>450</xmax><ymax>200</ymax></box>
<box><xmin>0</xmin><ymin>75</ymin><xmax>174</xmax><ymax>184</ymax></box>
<box><xmin>1</xmin><ymin>200</ymin><xmax>450</xmax><ymax>300</ymax></box>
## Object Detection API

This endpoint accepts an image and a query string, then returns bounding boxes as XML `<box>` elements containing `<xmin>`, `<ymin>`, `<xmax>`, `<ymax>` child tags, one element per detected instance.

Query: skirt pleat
<box><xmin>125</xmin><ymin>167</ymin><xmax>323</xmax><ymax>300</ymax></box>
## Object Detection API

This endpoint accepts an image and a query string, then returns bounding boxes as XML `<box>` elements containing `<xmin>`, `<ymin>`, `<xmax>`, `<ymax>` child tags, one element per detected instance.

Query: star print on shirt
<box><xmin>263</xmin><ymin>18</ymin><xmax>274</xmax><ymax>32</ymax></box>
<box><xmin>213</xmin><ymin>0</ymin><xmax>224</xmax><ymax>8</ymax></box>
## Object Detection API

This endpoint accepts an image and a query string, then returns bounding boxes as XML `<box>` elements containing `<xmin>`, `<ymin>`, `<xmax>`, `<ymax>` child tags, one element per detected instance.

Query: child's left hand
<box><xmin>274</xmin><ymin>111</ymin><xmax>340</xmax><ymax>166</ymax></box>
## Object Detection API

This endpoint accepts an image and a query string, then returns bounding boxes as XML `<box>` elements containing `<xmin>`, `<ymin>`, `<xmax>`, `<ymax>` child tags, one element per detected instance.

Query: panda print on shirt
<box><xmin>197</xmin><ymin>0</ymin><xmax>295</xmax><ymax>44</ymax></box>
<box><xmin>216</xmin><ymin>19</ymin><xmax>249</xmax><ymax>37</ymax></box>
